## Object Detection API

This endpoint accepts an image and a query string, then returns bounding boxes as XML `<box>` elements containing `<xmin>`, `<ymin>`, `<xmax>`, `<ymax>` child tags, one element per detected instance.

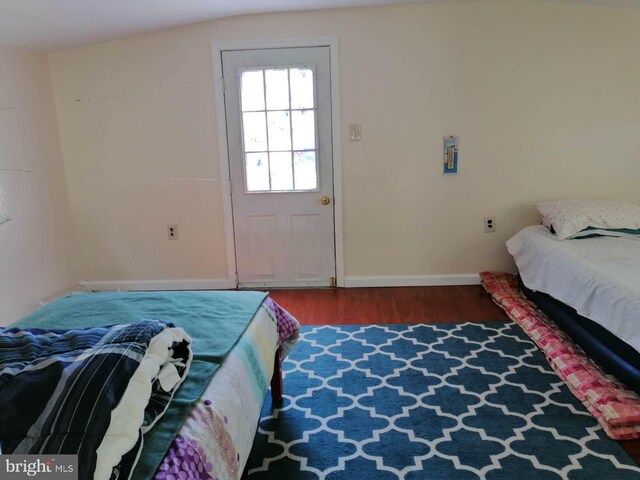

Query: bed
<box><xmin>507</xmin><ymin>224</ymin><xmax>640</xmax><ymax>393</ymax></box>
<box><xmin>0</xmin><ymin>290</ymin><xmax>299</xmax><ymax>480</ymax></box>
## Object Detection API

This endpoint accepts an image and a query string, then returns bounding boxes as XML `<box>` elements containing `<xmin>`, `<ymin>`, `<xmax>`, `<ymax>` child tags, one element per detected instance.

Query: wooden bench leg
<box><xmin>270</xmin><ymin>347</ymin><xmax>283</xmax><ymax>403</ymax></box>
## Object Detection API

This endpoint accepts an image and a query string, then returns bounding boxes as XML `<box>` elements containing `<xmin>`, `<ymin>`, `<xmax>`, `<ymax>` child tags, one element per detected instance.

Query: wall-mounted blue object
<box><xmin>443</xmin><ymin>135</ymin><xmax>459</xmax><ymax>174</ymax></box>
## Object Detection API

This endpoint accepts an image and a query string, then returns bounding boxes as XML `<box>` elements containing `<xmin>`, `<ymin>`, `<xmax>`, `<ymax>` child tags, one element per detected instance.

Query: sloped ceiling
<box><xmin>0</xmin><ymin>0</ymin><xmax>638</xmax><ymax>51</ymax></box>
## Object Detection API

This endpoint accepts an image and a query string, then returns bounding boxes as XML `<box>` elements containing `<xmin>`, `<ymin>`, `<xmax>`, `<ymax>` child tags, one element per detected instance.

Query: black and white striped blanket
<box><xmin>0</xmin><ymin>320</ymin><xmax>192</xmax><ymax>480</ymax></box>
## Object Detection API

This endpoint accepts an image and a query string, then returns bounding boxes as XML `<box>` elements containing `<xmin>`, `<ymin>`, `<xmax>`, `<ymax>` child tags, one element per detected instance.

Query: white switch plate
<box><xmin>349</xmin><ymin>123</ymin><xmax>361</xmax><ymax>142</ymax></box>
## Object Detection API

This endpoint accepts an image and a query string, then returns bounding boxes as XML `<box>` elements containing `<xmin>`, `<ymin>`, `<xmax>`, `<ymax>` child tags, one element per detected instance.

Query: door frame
<box><xmin>211</xmin><ymin>37</ymin><xmax>345</xmax><ymax>288</ymax></box>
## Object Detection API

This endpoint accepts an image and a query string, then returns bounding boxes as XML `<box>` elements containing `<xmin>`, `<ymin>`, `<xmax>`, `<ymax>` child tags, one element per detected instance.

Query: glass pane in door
<box><xmin>240</xmin><ymin>67</ymin><xmax>318</xmax><ymax>192</ymax></box>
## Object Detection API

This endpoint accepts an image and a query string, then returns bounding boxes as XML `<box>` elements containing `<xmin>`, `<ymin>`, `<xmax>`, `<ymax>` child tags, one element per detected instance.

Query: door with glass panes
<box><xmin>221</xmin><ymin>47</ymin><xmax>335</xmax><ymax>288</ymax></box>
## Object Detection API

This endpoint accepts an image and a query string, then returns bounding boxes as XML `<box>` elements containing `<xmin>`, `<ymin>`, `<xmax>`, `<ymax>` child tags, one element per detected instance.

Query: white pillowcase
<box><xmin>535</xmin><ymin>200</ymin><xmax>640</xmax><ymax>240</ymax></box>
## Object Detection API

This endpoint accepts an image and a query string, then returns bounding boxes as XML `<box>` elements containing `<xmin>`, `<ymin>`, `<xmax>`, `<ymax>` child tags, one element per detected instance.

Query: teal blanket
<box><xmin>11</xmin><ymin>289</ymin><xmax>268</xmax><ymax>480</ymax></box>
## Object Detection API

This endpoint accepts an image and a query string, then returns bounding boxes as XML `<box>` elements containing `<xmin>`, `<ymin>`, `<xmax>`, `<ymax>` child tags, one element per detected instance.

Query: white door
<box><xmin>222</xmin><ymin>47</ymin><xmax>336</xmax><ymax>288</ymax></box>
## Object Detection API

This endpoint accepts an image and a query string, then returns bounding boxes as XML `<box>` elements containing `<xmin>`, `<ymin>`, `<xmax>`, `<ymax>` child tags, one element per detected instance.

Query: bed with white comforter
<box><xmin>507</xmin><ymin>225</ymin><xmax>640</xmax><ymax>352</ymax></box>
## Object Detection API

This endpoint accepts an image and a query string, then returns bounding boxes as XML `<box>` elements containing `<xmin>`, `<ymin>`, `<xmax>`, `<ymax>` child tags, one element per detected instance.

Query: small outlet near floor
<box><xmin>168</xmin><ymin>224</ymin><xmax>178</xmax><ymax>240</ymax></box>
<box><xmin>484</xmin><ymin>217</ymin><xmax>496</xmax><ymax>233</ymax></box>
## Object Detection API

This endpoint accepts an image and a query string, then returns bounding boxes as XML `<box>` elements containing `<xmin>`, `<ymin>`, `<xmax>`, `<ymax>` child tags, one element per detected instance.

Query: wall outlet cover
<box><xmin>484</xmin><ymin>216</ymin><xmax>496</xmax><ymax>233</ymax></box>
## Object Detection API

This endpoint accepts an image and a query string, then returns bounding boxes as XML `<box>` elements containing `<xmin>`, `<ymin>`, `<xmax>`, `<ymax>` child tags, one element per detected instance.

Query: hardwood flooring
<box><xmin>268</xmin><ymin>285</ymin><xmax>508</xmax><ymax>325</ymax></box>
<box><xmin>267</xmin><ymin>285</ymin><xmax>640</xmax><ymax>465</ymax></box>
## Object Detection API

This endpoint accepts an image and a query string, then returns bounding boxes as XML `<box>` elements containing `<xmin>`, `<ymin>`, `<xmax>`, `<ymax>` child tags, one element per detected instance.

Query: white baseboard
<box><xmin>344</xmin><ymin>274</ymin><xmax>480</xmax><ymax>288</ymax></box>
<box><xmin>80</xmin><ymin>278</ymin><xmax>235</xmax><ymax>291</ymax></box>
<box><xmin>81</xmin><ymin>275</ymin><xmax>480</xmax><ymax>291</ymax></box>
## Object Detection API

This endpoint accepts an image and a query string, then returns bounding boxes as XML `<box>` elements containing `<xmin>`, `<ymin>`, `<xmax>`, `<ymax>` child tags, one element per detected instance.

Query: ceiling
<box><xmin>0</xmin><ymin>0</ymin><xmax>638</xmax><ymax>52</ymax></box>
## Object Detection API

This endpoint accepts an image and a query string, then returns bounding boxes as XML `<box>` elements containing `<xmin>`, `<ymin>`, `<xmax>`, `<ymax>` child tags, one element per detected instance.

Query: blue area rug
<box><xmin>246</xmin><ymin>322</ymin><xmax>640</xmax><ymax>479</ymax></box>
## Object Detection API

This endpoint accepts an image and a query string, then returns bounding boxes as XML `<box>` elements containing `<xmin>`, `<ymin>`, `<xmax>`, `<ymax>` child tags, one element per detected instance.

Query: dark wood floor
<box><xmin>269</xmin><ymin>285</ymin><xmax>509</xmax><ymax>325</ymax></box>
<box><xmin>268</xmin><ymin>285</ymin><xmax>640</xmax><ymax>465</ymax></box>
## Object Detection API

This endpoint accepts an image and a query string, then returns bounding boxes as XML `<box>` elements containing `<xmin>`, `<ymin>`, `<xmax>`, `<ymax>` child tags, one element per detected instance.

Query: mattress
<box><xmin>520</xmin><ymin>279</ymin><xmax>640</xmax><ymax>393</ymax></box>
<box><xmin>151</xmin><ymin>300</ymin><xmax>283</xmax><ymax>480</ymax></box>
<box><xmin>5</xmin><ymin>292</ymin><xmax>299</xmax><ymax>480</ymax></box>
<box><xmin>507</xmin><ymin>225</ymin><xmax>640</xmax><ymax>352</ymax></box>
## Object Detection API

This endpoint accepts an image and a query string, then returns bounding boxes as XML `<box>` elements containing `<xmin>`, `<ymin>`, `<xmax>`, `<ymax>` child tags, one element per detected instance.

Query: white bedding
<box><xmin>506</xmin><ymin>225</ymin><xmax>640</xmax><ymax>352</ymax></box>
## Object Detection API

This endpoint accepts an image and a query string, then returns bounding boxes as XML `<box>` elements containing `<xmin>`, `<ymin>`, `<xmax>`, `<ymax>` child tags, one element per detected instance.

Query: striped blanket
<box><xmin>0</xmin><ymin>320</ymin><xmax>192</xmax><ymax>480</ymax></box>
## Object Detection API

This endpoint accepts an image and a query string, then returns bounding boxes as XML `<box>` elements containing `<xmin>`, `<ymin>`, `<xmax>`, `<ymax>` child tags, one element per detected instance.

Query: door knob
<box><xmin>320</xmin><ymin>196</ymin><xmax>331</xmax><ymax>205</ymax></box>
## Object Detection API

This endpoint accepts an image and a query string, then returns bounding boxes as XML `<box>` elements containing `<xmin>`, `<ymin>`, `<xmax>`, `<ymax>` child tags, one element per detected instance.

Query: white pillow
<box><xmin>535</xmin><ymin>200</ymin><xmax>640</xmax><ymax>240</ymax></box>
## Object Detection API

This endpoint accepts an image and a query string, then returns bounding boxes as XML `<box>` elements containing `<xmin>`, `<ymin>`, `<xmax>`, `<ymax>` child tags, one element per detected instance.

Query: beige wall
<box><xmin>0</xmin><ymin>46</ymin><xmax>78</xmax><ymax>325</ymax></box>
<box><xmin>49</xmin><ymin>0</ymin><xmax>640</xmax><ymax>284</ymax></box>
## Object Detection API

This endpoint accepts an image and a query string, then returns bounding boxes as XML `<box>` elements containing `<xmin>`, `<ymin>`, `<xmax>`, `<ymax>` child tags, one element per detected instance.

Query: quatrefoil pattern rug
<box><xmin>246</xmin><ymin>323</ymin><xmax>640</xmax><ymax>479</ymax></box>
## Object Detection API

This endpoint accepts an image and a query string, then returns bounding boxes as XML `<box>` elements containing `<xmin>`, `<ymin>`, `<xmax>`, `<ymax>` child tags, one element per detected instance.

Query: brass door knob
<box><xmin>320</xmin><ymin>195</ymin><xmax>331</xmax><ymax>205</ymax></box>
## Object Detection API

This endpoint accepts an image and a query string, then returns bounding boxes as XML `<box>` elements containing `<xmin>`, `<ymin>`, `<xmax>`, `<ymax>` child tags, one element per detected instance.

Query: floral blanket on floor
<box><xmin>481</xmin><ymin>272</ymin><xmax>640</xmax><ymax>440</ymax></box>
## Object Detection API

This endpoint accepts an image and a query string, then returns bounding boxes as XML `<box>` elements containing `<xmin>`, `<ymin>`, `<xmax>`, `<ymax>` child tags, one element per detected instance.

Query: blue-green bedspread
<box><xmin>11</xmin><ymin>289</ymin><xmax>268</xmax><ymax>479</ymax></box>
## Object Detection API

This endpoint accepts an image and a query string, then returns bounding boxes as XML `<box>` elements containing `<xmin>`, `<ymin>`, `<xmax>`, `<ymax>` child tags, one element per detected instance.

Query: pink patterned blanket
<box><xmin>481</xmin><ymin>272</ymin><xmax>640</xmax><ymax>440</ymax></box>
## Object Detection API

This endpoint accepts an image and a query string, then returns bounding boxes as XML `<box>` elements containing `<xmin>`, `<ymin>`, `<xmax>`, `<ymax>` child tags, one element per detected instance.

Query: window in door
<box><xmin>239</xmin><ymin>67</ymin><xmax>318</xmax><ymax>193</ymax></box>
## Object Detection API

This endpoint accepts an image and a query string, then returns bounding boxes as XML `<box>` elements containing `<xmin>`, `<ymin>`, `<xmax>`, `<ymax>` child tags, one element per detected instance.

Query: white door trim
<box><xmin>211</xmin><ymin>37</ymin><xmax>344</xmax><ymax>288</ymax></box>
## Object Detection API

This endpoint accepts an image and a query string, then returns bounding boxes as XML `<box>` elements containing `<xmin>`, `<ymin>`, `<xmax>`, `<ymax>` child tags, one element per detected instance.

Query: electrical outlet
<box><xmin>168</xmin><ymin>224</ymin><xmax>178</xmax><ymax>240</ymax></box>
<box><xmin>484</xmin><ymin>217</ymin><xmax>496</xmax><ymax>233</ymax></box>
